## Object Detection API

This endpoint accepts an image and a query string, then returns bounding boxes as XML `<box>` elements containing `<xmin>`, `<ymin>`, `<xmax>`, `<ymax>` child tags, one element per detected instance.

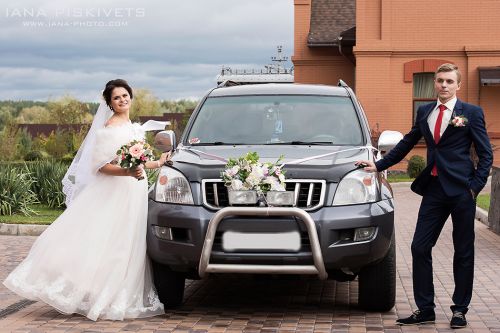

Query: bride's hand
<box><xmin>158</xmin><ymin>152</ymin><xmax>171</xmax><ymax>167</ymax></box>
<box><xmin>128</xmin><ymin>166</ymin><xmax>144</xmax><ymax>179</ymax></box>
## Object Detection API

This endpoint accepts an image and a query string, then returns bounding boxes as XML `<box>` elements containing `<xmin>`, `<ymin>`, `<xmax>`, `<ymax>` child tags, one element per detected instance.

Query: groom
<box><xmin>357</xmin><ymin>63</ymin><xmax>493</xmax><ymax>328</ymax></box>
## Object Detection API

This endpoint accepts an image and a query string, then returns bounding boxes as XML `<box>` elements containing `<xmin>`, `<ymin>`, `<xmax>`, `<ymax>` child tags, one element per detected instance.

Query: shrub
<box><xmin>17</xmin><ymin>128</ymin><xmax>33</xmax><ymax>158</ymax></box>
<box><xmin>24</xmin><ymin>160</ymin><xmax>68</xmax><ymax>208</ymax></box>
<box><xmin>0</xmin><ymin>125</ymin><xmax>21</xmax><ymax>161</ymax></box>
<box><xmin>60</xmin><ymin>153</ymin><xmax>74</xmax><ymax>164</ymax></box>
<box><xmin>407</xmin><ymin>155</ymin><xmax>426</xmax><ymax>178</ymax></box>
<box><xmin>25</xmin><ymin>150</ymin><xmax>49</xmax><ymax>161</ymax></box>
<box><xmin>146</xmin><ymin>168</ymin><xmax>160</xmax><ymax>187</ymax></box>
<box><xmin>35</xmin><ymin>128</ymin><xmax>89</xmax><ymax>160</ymax></box>
<box><xmin>43</xmin><ymin>130</ymin><xmax>72</xmax><ymax>159</ymax></box>
<box><xmin>0</xmin><ymin>167</ymin><xmax>38</xmax><ymax>216</ymax></box>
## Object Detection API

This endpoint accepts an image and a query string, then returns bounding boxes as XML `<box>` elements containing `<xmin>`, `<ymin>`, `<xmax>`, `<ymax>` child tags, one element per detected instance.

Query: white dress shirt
<box><xmin>427</xmin><ymin>97</ymin><xmax>456</xmax><ymax>140</ymax></box>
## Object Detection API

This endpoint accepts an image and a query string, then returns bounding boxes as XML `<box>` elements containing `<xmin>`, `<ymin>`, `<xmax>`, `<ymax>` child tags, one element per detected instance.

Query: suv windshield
<box><xmin>187</xmin><ymin>95</ymin><xmax>364</xmax><ymax>145</ymax></box>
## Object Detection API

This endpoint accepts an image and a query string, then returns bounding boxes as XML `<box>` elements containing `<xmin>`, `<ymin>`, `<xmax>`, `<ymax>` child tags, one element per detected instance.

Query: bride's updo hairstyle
<box><xmin>102</xmin><ymin>79</ymin><xmax>133</xmax><ymax>110</ymax></box>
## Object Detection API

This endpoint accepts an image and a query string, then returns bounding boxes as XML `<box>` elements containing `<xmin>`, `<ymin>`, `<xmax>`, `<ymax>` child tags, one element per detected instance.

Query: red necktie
<box><xmin>431</xmin><ymin>104</ymin><xmax>447</xmax><ymax>176</ymax></box>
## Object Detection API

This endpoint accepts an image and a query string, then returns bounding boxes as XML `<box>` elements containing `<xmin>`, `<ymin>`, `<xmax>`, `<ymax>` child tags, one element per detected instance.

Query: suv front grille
<box><xmin>202</xmin><ymin>179</ymin><xmax>326</xmax><ymax>211</ymax></box>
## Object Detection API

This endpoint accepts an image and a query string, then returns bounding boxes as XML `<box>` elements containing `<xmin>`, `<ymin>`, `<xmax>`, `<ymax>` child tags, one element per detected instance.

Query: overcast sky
<box><xmin>0</xmin><ymin>0</ymin><xmax>293</xmax><ymax>102</ymax></box>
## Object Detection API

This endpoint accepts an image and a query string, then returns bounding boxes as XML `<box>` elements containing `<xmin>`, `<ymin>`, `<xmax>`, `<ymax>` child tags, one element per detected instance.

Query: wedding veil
<box><xmin>62</xmin><ymin>101</ymin><xmax>113</xmax><ymax>206</ymax></box>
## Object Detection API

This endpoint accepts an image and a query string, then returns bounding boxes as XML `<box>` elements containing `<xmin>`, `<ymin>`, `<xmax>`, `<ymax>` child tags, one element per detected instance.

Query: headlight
<box><xmin>155</xmin><ymin>167</ymin><xmax>194</xmax><ymax>204</ymax></box>
<box><xmin>332</xmin><ymin>169</ymin><xmax>379</xmax><ymax>205</ymax></box>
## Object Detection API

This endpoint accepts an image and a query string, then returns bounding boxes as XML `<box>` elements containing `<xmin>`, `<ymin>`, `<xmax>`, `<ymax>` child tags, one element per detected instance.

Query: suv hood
<box><xmin>170</xmin><ymin>145</ymin><xmax>372</xmax><ymax>182</ymax></box>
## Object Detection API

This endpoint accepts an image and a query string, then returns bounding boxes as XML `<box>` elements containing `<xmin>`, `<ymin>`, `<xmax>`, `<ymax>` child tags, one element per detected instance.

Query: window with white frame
<box><xmin>413</xmin><ymin>73</ymin><xmax>436</xmax><ymax>124</ymax></box>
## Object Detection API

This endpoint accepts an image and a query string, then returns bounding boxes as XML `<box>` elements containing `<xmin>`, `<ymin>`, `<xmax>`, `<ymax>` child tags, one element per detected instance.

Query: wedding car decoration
<box><xmin>221</xmin><ymin>152</ymin><xmax>292</xmax><ymax>205</ymax></box>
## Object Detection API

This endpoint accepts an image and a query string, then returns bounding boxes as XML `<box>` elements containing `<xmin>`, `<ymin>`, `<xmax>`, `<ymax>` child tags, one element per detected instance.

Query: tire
<box><xmin>152</xmin><ymin>261</ymin><xmax>186</xmax><ymax>308</ymax></box>
<box><xmin>358</xmin><ymin>235</ymin><xmax>396</xmax><ymax>311</ymax></box>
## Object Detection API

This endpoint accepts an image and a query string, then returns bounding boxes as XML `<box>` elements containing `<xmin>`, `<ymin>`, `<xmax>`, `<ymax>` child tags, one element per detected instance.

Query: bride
<box><xmin>3</xmin><ymin>79</ymin><xmax>169</xmax><ymax>321</ymax></box>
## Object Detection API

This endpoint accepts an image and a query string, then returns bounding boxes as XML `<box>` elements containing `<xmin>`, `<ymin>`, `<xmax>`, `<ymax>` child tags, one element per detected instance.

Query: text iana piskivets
<box><xmin>5</xmin><ymin>7</ymin><xmax>146</xmax><ymax>18</ymax></box>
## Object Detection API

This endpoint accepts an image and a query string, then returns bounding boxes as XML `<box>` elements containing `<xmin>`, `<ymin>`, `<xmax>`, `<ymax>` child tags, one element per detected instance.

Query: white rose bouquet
<box><xmin>221</xmin><ymin>152</ymin><xmax>286</xmax><ymax>194</ymax></box>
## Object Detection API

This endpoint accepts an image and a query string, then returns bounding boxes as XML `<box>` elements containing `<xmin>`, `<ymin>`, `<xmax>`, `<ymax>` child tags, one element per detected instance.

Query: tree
<box><xmin>47</xmin><ymin>96</ymin><xmax>92</xmax><ymax>124</ymax></box>
<box><xmin>129</xmin><ymin>89</ymin><xmax>161</xmax><ymax>121</ymax></box>
<box><xmin>16</xmin><ymin>106</ymin><xmax>52</xmax><ymax>124</ymax></box>
<box><xmin>0</xmin><ymin>106</ymin><xmax>16</xmax><ymax>131</ymax></box>
<box><xmin>0</xmin><ymin>124</ymin><xmax>21</xmax><ymax>161</ymax></box>
<box><xmin>160</xmin><ymin>99</ymin><xmax>198</xmax><ymax>113</ymax></box>
<box><xmin>42</xmin><ymin>130</ymin><xmax>72</xmax><ymax>159</ymax></box>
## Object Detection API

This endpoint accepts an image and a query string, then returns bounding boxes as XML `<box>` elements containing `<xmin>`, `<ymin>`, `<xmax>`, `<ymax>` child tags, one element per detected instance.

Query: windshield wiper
<box><xmin>266</xmin><ymin>141</ymin><xmax>334</xmax><ymax>145</ymax></box>
<box><xmin>191</xmin><ymin>142</ymin><xmax>243</xmax><ymax>146</ymax></box>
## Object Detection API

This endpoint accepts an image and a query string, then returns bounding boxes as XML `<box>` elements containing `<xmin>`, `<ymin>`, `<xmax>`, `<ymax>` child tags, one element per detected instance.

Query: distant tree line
<box><xmin>0</xmin><ymin>89</ymin><xmax>198</xmax><ymax>162</ymax></box>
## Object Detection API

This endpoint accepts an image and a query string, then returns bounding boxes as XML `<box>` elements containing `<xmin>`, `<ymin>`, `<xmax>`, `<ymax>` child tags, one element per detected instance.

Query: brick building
<box><xmin>293</xmin><ymin>0</ymin><xmax>500</xmax><ymax>169</ymax></box>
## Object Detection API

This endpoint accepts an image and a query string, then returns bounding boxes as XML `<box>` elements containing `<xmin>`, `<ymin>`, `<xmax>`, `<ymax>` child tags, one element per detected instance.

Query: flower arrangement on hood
<box><xmin>221</xmin><ymin>152</ymin><xmax>286</xmax><ymax>194</ymax></box>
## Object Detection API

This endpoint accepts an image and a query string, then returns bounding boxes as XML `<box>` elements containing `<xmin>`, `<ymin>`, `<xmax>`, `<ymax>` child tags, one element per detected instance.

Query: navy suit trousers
<box><xmin>411</xmin><ymin>177</ymin><xmax>476</xmax><ymax>314</ymax></box>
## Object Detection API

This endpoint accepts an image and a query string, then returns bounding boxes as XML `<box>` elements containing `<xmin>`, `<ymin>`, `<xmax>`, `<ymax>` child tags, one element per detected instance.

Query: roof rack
<box><xmin>217</xmin><ymin>80</ymin><xmax>241</xmax><ymax>88</ymax></box>
<box><xmin>337</xmin><ymin>79</ymin><xmax>349</xmax><ymax>88</ymax></box>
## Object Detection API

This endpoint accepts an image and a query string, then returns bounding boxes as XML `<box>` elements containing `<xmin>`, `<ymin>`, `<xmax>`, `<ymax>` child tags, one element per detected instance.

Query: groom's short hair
<box><xmin>435</xmin><ymin>63</ymin><xmax>461</xmax><ymax>83</ymax></box>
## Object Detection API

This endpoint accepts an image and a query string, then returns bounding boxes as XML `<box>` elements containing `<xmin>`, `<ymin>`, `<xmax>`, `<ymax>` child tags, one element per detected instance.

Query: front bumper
<box><xmin>147</xmin><ymin>198</ymin><xmax>394</xmax><ymax>278</ymax></box>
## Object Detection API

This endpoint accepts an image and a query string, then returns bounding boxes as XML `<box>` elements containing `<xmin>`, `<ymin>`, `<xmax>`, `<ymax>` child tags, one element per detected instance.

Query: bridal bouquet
<box><xmin>221</xmin><ymin>152</ymin><xmax>286</xmax><ymax>194</ymax></box>
<box><xmin>116</xmin><ymin>139</ymin><xmax>154</xmax><ymax>180</ymax></box>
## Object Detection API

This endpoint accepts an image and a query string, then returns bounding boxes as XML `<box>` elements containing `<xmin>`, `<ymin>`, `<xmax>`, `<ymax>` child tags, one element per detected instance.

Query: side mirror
<box><xmin>378</xmin><ymin>130</ymin><xmax>403</xmax><ymax>155</ymax></box>
<box><xmin>154</xmin><ymin>130</ymin><xmax>176</xmax><ymax>152</ymax></box>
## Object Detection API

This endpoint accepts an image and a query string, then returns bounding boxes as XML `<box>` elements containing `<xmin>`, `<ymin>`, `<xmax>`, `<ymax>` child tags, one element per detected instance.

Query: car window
<box><xmin>187</xmin><ymin>95</ymin><xmax>364</xmax><ymax>145</ymax></box>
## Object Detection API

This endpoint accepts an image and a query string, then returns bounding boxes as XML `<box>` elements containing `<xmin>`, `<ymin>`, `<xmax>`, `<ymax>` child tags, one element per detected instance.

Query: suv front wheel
<box><xmin>152</xmin><ymin>261</ymin><xmax>186</xmax><ymax>308</ymax></box>
<box><xmin>357</xmin><ymin>234</ymin><xmax>396</xmax><ymax>311</ymax></box>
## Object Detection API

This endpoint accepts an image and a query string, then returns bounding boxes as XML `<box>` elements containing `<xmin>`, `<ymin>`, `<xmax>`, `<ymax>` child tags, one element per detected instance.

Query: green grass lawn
<box><xmin>386</xmin><ymin>174</ymin><xmax>415</xmax><ymax>183</ymax></box>
<box><xmin>0</xmin><ymin>191</ymin><xmax>491</xmax><ymax>226</ymax></box>
<box><xmin>387</xmin><ymin>175</ymin><xmax>491</xmax><ymax>212</ymax></box>
<box><xmin>476</xmin><ymin>194</ymin><xmax>490</xmax><ymax>211</ymax></box>
<box><xmin>0</xmin><ymin>204</ymin><xmax>64</xmax><ymax>225</ymax></box>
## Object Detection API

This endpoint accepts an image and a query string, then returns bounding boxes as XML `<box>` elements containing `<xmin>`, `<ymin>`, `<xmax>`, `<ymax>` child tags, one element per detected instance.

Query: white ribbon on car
<box><xmin>179</xmin><ymin>147</ymin><xmax>230</xmax><ymax>163</ymax></box>
<box><xmin>179</xmin><ymin>146</ymin><xmax>377</xmax><ymax>166</ymax></box>
<box><xmin>279</xmin><ymin>146</ymin><xmax>376</xmax><ymax>167</ymax></box>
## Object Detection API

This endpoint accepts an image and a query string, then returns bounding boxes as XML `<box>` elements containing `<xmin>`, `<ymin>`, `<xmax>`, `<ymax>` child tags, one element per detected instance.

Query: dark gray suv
<box><xmin>147</xmin><ymin>82</ymin><xmax>401</xmax><ymax>311</ymax></box>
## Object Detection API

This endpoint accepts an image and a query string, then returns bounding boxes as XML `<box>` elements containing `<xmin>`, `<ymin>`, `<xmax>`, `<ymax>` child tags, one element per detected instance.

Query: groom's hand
<box><xmin>355</xmin><ymin>160</ymin><xmax>377</xmax><ymax>172</ymax></box>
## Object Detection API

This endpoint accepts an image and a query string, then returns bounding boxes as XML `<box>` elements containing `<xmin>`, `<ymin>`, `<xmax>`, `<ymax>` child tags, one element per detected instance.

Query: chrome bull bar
<box><xmin>198</xmin><ymin>207</ymin><xmax>328</xmax><ymax>280</ymax></box>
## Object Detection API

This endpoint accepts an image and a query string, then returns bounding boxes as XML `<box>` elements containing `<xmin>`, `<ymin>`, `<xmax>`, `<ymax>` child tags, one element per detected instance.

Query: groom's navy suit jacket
<box><xmin>376</xmin><ymin>100</ymin><xmax>493</xmax><ymax>197</ymax></box>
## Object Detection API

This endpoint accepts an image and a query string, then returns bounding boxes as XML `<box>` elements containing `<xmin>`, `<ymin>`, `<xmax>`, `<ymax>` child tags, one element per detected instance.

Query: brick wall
<box><xmin>293</xmin><ymin>0</ymin><xmax>500</xmax><ymax>170</ymax></box>
<box><xmin>293</xmin><ymin>0</ymin><xmax>355</xmax><ymax>87</ymax></box>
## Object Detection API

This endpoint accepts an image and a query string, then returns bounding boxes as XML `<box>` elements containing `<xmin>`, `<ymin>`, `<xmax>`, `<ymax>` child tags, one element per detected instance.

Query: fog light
<box><xmin>354</xmin><ymin>227</ymin><xmax>376</xmax><ymax>242</ymax></box>
<box><xmin>228</xmin><ymin>190</ymin><xmax>258</xmax><ymax>205</ymax></box>
<box><xmin>266</xmin><ymin>191</ymin><xmax>294</xmax><ymax>206</ymax></box>
<box><xmin>153</xmin><ymin>226</ymin><xmax>173</xmax><ymax>240</ymax></box>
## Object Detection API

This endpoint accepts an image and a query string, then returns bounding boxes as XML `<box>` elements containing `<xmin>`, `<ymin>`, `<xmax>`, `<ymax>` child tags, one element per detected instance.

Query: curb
<box><xmin>2</xmin><ymin>212</ymin><xmax>491</xmax><ymax>237</ymax></box>
<box><xmin>388</xmin><ymin>182</ymin><xmax>490</xmax><ymax>225</ymax></box>
<box><xmin>0</xmin><ymin>182</ymin><xmax>491</xmax><ymax>236</ymax></box>
<box><xmin>0</xmin><ymin>223</ymin><xmax>48</xmax><ymax>236</ymax></box>
<box><xmin>476</xmin><ymin>206</ymin><xmax>489</xmax><ymax>226</ymax></box>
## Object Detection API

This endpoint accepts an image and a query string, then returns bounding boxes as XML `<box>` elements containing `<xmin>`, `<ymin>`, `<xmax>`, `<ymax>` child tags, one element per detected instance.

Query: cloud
<box><xmin>0</xmin><ymin>0</ymin><xmax>293</xmax><ymax>101</ymax></box>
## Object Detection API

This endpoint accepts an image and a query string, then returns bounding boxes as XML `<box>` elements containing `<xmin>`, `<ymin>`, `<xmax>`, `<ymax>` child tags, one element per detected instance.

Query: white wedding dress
<box><xmin>3</xmin><ymin>122</ymin><xmax>164</xmax><ymax>321</ymax></box>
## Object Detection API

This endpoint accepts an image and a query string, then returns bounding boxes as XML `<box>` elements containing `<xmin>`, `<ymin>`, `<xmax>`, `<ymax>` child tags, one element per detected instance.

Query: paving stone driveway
<box><xmin>0</xmin><ymin>185</ymin><xmax>499</xmax><ymax>332</ymax></box>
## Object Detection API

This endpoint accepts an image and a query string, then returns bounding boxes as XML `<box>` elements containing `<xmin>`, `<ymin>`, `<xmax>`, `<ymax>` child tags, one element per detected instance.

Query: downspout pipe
<box><xmin>337</xmin><ymin>36</ymin><xmax>355</xmax><ymax>65</ymax></box>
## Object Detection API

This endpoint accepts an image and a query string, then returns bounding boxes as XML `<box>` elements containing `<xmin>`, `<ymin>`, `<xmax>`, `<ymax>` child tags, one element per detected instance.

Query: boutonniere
<box><xmin>450</xmin><ymin>115</ymin><xmax>468</xmax><ymax>127</ymax></box>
